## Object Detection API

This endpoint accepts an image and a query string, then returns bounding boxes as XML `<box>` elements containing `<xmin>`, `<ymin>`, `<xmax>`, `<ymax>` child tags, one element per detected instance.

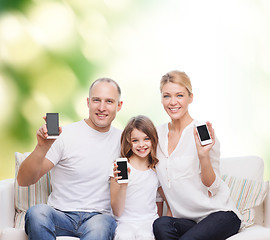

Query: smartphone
<box><xmin>116</xmin><ymin>158</ymin><xmax>128</xmax><ymax>184</ymax></box>
<box><xmin>196</xmin><ymin>123</ymin><xmax>212</xmax><ymax>146</ymax></box>
<box><xmin>46</xmin><ymin>113</ymin><xmax>59</xmax><ymax>139</ymax></box>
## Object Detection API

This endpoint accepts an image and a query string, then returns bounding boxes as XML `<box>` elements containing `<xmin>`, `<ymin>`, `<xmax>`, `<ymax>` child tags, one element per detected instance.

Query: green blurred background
<box><xmin>1</xmin><ymin>0</ymin><xmax>270</xmax><ymax>180</ymax></box>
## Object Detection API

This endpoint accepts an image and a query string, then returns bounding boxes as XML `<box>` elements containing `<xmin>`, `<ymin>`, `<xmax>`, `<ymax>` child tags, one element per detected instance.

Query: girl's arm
<box><xmin>157</xmin><ymin>187</ymin><xmax>172</xmax><ymax>216</ymax></box>
<box><xmin>194</xmin><ymin>122</ymin><xmax>217</xmax><ymax>196</ymax></box>
<box><xmin>110</xmin><ymin>162</ymin><xmax>129</xmax><ymax>217</ymax></box>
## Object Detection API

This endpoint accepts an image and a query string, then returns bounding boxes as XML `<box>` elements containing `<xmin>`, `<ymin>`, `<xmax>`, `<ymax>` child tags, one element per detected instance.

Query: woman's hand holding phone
<box><xmin>194</xmin><ymin>121</ymin><xmax>215</xmax><ymax>160</ymax></box>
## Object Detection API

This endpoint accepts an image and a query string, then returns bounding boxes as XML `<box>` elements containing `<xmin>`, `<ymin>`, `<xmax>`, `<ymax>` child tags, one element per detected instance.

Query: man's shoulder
<box><xmin>109</xmin><ymin>126</ymin><xmax>122</xmax><ymax>138</ymax></box>
<box><xmin>62</xmin><ymin>120</ymin><xmax>84</xmax><ymax>130</ymax></box>
<box><xmin>60</xmin><ymin>120</ymin><xmax>86</xmax><ymax>138</ymax></box>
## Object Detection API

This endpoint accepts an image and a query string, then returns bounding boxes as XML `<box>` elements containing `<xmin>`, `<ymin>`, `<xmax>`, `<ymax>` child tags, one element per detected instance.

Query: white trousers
<box><xmin>114</xmin><ymin>219</ymin><xmax>156</xmax><ymax>240</ymax></box>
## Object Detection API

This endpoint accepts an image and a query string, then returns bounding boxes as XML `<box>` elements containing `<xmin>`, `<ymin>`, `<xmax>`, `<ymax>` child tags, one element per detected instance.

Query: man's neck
<box><xmin>84</xmin><ymin>118</ymin><xmax>111</xmax><ymax>133</ymax></box>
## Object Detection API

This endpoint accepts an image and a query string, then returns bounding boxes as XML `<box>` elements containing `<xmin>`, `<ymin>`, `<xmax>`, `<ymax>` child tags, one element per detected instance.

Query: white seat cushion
<box><xmin>226</xmin><ymin>225</ymin><xmax>270</xmax><ymax>240</ymax></box>
<box><xmin>0</xmin><ymin>228</ymin><xmax>79</xmax><ymax>240</ymax></box>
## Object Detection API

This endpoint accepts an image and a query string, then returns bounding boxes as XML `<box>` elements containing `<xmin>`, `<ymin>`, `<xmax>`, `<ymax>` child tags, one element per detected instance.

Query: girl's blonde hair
<box><xmin>121</xmin><ymin>115</ymin><xmax>159</xmax><ymax>169</ymax></box>
<box><xmin>160</xmin><ymin>70</ymin><xmax>193</xmax><ymax>96</ymax></box>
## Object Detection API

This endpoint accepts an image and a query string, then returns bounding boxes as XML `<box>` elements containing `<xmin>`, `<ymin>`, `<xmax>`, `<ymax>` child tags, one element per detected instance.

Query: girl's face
<box><xmin>130</xmin><ymin>128</ymin><xmax>152</xmax><ymax>159</ymax></box>
<box><xmin>161</xmin><ymin>82</ymin><xmax>193</xmax><ymax>121</ymax></box>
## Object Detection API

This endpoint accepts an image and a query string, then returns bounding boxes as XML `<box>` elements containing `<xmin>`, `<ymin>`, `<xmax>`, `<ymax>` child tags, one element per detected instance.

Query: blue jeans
<box><xmin>153</xmin><ymin>211</ymin><xmax>241</xmax><ymax>240</ymax></box>
<box><xmin>25</xmin><ymin>204</ymin><xmax>117</xmax><ymax>240</ymax></box>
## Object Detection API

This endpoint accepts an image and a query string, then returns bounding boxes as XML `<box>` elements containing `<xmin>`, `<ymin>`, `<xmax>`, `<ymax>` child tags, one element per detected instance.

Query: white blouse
<box><xmin>156</xmin><ymin>120</ymin><xmax>241</xmax><ymax>223</ymax></box>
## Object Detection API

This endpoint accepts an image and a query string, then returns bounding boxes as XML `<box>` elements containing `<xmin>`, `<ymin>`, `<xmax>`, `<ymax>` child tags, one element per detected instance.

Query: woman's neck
<box><xmin>169</xmin><ymin>113</ymin><xmax>193</xmax><ymax>133</ymax></box>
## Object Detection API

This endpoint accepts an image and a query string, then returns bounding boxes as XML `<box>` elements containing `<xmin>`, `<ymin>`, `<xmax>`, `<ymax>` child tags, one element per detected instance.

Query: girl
<box><xmin>153</xmin><ymin>70</ymin><xmax>242</xmax><ymax>240</ymax></box>
<box><xmin>110</xmin><ymin>115</ymin><xmax>170</xmax><ymax>240</ymax></box>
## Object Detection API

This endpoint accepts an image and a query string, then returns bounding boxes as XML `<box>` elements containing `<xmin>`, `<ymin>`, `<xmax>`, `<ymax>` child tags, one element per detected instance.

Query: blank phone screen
<box><xmin>117</xmin><ymin>161</ymin><xmax>128</xmax><ymax>180</ymax></box>
<box><xmin>197</xmin><ymin>125</ymin><xmax>210</xmax><ymax>141</ymax></box>
<box><xmin>46</xmin><ymin>113</ymin><xmax>59</xmax><ymax>135</ymax></box>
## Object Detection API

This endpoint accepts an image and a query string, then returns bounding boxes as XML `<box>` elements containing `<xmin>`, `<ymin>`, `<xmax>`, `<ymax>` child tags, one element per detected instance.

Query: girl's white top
<box><xmin>115</xmin><ymin>164</ymin><xmax>159</xmax><ymax>223</ymax></box>
<box><xmin>156</xmin><ymin>120</ymin><xmax>241</xmax><ymax>223</ymax></box>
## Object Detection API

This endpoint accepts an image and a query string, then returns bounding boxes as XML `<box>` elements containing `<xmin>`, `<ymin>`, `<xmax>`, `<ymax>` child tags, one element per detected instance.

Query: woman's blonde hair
<box><xmin>160</xmin><ymin>70</ymin><xmax>193</xmax><ymax>96</ymax></box>
<box><xmin>120</xmin><ymin>115</ymin><xmax>159</xmax><ymax>169</ymax></box>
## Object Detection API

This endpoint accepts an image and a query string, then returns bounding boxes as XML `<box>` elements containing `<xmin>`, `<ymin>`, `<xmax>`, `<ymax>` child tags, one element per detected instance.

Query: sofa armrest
<box><xmin>264</xmin><ymin>181</ymin><xmax>270</xmax><ymax>228</ymax></box>
<box><xmin>0</xmin><ymin>179</ymin><xmax>15</xmax><ymax>229</ymax></box>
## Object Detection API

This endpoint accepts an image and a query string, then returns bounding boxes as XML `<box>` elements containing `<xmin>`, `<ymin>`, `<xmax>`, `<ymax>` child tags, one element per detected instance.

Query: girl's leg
<box><xmin>114</xmin><ymin>222</ymin><xmax>136</xmax><ymax>240</ymax></box>
<box><xmin>135</xmin><ymin>219</ymin><xmax>156</xmax><ymax>240</ymax></box>
<box><xmin>180</xmin><ymin>211</ymin><xmax>241</xmax><ymax>240</ymax></box>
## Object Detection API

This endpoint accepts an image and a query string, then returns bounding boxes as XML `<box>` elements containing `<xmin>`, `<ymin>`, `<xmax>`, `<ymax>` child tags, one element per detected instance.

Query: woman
<box><xmin>153</xmin><ymin>70</ymin><xmax>241</xmax><ymax>240</ymax></box>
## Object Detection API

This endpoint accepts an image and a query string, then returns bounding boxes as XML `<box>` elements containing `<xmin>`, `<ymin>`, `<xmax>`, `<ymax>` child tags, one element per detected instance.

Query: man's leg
<box><xmin>180</xmin><ymin>211</ymin><xmax>241</xmax><ymax>240</ymax></box>
<box><xmin>153</xmin><ymin>216</ymin><xmax>196</xmax><ymax>240</ymax></box>
<box><xmin>78</xmin><ymin>212</ymin><xmax>117</xmax><ymax>240</ymax></box>
<box><xmin>25</xmin><ymin>204</ymin><xmax>78</xmax><ymax>240</ymax></box>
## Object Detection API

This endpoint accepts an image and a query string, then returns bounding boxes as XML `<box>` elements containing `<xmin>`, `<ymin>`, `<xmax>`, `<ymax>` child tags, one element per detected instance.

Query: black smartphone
<box><xmin>46</xmin><ymin>113</ymin><xmax>59</xmax><ymax>139</ymax></box>
<box><xmin>196</xmin><ymin>123</ymin><xmax>212</xmax><ymax>146</ymax></box>
<box><xmin>116</xmin><ymin>158</ymin><xmax>128</xmax><ymax>183</ymax></box>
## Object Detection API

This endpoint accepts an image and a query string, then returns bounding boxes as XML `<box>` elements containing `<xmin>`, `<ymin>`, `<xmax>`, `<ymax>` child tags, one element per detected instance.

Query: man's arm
<box><xmin>17</xmin><ymin>119</ymin><xmax>61</xmax><ymax>186</ymax></box>
<box><xmin>17</xmin><ymin>147</ymin><xmax>54</xmax><ymax>186</ymax></box>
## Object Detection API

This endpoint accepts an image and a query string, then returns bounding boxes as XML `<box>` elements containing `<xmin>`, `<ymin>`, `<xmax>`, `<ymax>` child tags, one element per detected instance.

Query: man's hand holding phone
<box><xmin>36</xmin><ymin>113</ymin><xmax>62</xmax><ymax>149</ymax></box>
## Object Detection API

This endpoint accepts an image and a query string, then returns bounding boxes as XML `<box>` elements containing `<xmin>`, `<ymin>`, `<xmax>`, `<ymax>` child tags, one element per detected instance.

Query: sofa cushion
<box><xmin>220</xmin><ymin>156</ymin><xmax>264</xmax><ymax>181</ymax></box>
<box><xmin>14</xmin><ymin>152</ymin><xmax>52</xmax><ymax>228</ymax></box>
<box><xmin>0</xmin><ymin>228</ymin><xmax>79</xmax><ymax>240</ymax></box>
<box><xmin>222</xmin><ymin>174</ymin><xmax>268</xmax><ymax>228</ymax></box>
<box><xmin>226</xmin><ymin>224</ymin><xmax>270</xmax><ymax>240</ymax></box>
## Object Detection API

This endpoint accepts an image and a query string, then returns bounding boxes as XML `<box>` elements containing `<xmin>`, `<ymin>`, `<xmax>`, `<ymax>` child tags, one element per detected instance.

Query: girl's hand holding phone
<box><xmin>113</xmin><ymin>162</ymin><xmax>130</xmax><ymax>185</ymax></box>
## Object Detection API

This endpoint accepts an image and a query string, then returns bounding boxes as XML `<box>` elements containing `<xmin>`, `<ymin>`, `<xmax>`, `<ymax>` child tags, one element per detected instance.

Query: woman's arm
<box><xmin>194</xmin><ymin>122</ymin><xmax>217</xmax><ymax>195</ymax></box>
<box><xmin>110</xmin><ymin>163</ymin><xmax>129</xmax><ymax>217</ymax></box>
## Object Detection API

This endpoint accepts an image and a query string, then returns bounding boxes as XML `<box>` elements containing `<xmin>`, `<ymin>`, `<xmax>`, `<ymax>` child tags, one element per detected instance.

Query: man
<box><xmin>17</xmin><ymin>78</ymin><xmax>123</xmax><ymax>240</ymax></box>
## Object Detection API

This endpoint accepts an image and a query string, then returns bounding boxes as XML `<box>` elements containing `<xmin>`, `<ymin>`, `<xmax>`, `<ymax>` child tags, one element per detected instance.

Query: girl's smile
<box><xmin>130</xmin><ymin>128</ymin><xmax>152</xmax><ymax>159</ymax></box>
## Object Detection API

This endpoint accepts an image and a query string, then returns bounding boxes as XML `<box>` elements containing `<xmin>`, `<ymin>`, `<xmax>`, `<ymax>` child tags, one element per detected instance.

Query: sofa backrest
<box><xmin>220</xmin><ymin>155</ymin><xmax>266</xmax><ymax>226</ymax></box>
<box><xmin>220</xmin><ymin>155</ymin><xmax>264</xmax><ymax>181</ymax></box>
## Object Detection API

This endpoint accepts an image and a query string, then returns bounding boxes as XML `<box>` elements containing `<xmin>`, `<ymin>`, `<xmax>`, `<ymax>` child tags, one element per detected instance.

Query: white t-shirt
<box><xmin>156</xmin><ymin>120</ymin><xmax>241</xmax><ymax>223</ymax></box>
<box><xmin>46</xmin><ymin>120</ymin><xmax>121</xmax><ymax>213</ymax></box>
<box><xmin>115</xmin><ymin>164</ymin><xmax>159</xmax><ymax>223</ymax></box>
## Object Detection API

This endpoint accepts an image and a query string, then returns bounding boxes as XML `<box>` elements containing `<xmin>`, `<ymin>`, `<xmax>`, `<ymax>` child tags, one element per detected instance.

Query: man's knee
<box><xmin>92</xmin><ymin>214</ymin><xmax>116</xmax><ymax>231</ymax></box>
<box><xmin>26</xmin><ymin>204</ymin><xmax>52</xmax><ymax>220</ymax></box>
<box><xmin>25</xmin><ymin>204</ymin><xmax>54</xmax><ymax>229</ymax></box>
<box><xmin>82</xmin><ymin>214</ymin><xmax>116</xmax><ymax>239</ymax></box>
<box><xmin>25</xmin><ymin>204</ymin><xmax>56</xmax><ymax>237</ymax></box>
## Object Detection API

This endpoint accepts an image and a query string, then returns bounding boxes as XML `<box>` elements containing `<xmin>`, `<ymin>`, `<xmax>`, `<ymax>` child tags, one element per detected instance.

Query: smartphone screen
<box><xmin>46</xmin><ymin>113</ymin><xmax>59</xmax><ymax>136</ymax></box>
<box><xmin>117</xmin><ymin>161</ymin><xmax>128</xmax><ymax>180</ymax></box>
<box><xmin>197</xmin><ymin>125</ymin><xmax>211</xmax><ymax>141</ymax></box>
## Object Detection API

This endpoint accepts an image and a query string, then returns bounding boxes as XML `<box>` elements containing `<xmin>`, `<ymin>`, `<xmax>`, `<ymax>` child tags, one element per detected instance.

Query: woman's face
<box><xmin>161</xmin><ymin>82</ymin><xmax>193</xmax><ymax>121</ymax></box>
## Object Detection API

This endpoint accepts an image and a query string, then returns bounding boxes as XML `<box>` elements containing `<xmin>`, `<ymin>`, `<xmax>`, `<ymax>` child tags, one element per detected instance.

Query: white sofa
<box><xmin>0</xmin><ymin>155</ymin><xmax>270</xmax><ymax>240</ymax></box>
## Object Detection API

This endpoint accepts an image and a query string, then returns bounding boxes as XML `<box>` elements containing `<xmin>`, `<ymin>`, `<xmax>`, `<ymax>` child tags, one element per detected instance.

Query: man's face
<box><xmin>87</xmin><ymin>81</ymin><xmax>122</xmax><ymax>132</ymax></box>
